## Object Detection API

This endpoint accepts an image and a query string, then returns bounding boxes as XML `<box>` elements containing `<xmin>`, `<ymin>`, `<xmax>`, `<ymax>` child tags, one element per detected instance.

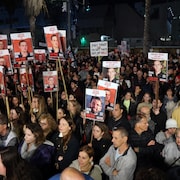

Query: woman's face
<box><xmin>32</xmin><ymin>97</ymin><xmax>39</xmax><ymax>110</ymax></box>
<box><xmin>12</xmin><ymin>97</ymin><xmax>19</xmax><ymax>106</ymax></box>
<box><xmin>78</xmin><ymin>151</ymin><xmax>92</xmax><ymax>168</ymax></box>
<box><xmin>9</xmin><ymin>109</ymin><xmax>19</xmax><ymax>121</ymax></box>
<box><xmin>24</xmin><ymin>128</ymin><xmax>36</xmax><ymax>145</ymax></box>
<box><xmin>57</xmin><ymin>108</ymin><xmax>65</xmax><ymax>120</ymax></box>
<box><xmin>67</xmin><ymin>102</ymin><xmax>74</xmax><ymax>112</ymax></box>
<box><xmin>93</xmin><ymin>125</ymin><xmax>104</xmax><ymax>140</ymax></box>
<box><xmin>58</xmin><ymin>118</ymin><xmax>71</xmax><ymax>136</ymax></box>
<box><xmin>39</xmin><ymin>118</ymin><xmax>49</xmax><ymax>132</ymax></box>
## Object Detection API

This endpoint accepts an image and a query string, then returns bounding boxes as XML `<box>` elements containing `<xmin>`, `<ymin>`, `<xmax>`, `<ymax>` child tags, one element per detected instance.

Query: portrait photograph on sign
<box><xmin>0</xmin><ymin>66</ymin><xmax>5</xmax><ymax>95</ymax></box>
<box><xmin>19</xmin><ymin>68</ymin><xmax>28</xmax><ymax>91</ymax></box>
<box><xmin>10</xmin><ymin>32</ymin><xmax>34</xmax><ymax>67</ymax></box>
<box><xmin>148</xmin><ymin>52</ymin><xmax>168</xmax><ymax>82</ymax></box>
<box><xmin>85</xmin><ymin>88</ymin><xmax>105</xmax><ymax>121</ymax></box>
<box><xmin>34</xmin><ymin>49</ymin><xmax>46</xmax><ymax>64</ymax></box>
<box><xmin>59</xmin><ymin>30</ymin><xmax>66</xmax><ymax>53</ymax></box>
<box><xmin>0</xmin><ymin>49</ymin><xmax>13</xmax><ymax>75</ymax></box>
<box><xmin>28</xmin><ymin>68</ymin><xmax>34</xmax><ymax>92</ymax></box>
<box><xmin>0</xmin><ymin>34</ymin><xmax>8</xmax><ymax>50</ymax></box>
<box><xmin>44</xmin><ymin>26</ymin><xmax>63</xmax><ymax>59</ymax></box>
<box><xmin>43</xmin><ymin>71</ymin><xmax>58</xmax><ymax>92</ymax></box>
<box><xmin>102</xmin><ymin>61</ymin><xmax>121</xmax><ymax>84</ymax></box>
<box><xmin>97</xmin><ymin>80</ymin><xmax>118</xmax><ymax>111</ymax></box>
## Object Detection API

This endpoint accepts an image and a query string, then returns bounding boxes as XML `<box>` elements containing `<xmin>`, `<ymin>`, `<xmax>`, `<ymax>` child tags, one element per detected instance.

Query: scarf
<box><xmin>20</xmin><ymin>141</ymin><xmax>37</xmax><ymax>161</ymax></box>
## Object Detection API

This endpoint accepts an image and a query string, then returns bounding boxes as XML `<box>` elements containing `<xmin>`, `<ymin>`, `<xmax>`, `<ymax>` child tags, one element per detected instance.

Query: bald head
<box><xmin>61</xmin><ymin>167</ymin><xmax>85</xmax><ymax>180</ymax></box>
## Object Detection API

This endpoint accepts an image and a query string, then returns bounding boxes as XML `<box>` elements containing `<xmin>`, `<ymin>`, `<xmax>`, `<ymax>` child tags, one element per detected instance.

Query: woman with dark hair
<box><xmin>88</xmin><ymin>122</ymin><xmax>112</xmax><ymax>164</ymax></box>
<box><xmin>0</xmin><ymin>146</ymin><xmax>43</xmax><ymax>180</ymax></box>
<box><xmin>53</xmin><ymin>116</ymin><xmax>79</xmax><ymax>172</ymax></box>
<box><xmin>67</xmin><ymin>100</ymin><xmax>83</xmax><ymax>142</ymax></box>
<box><xmin>70</xmin><ymin>145</ymin><xmax>102</xmax><ymax>180</ymax></box>
<box><xmin>9</xmin><ymin>106</ymin><xmax>26</xmax><ymax>141</ymax></box>
<box><xmin>18</xmin><ymin>123</ymin><xmax>55</xmax><ymax>179</ymax></box>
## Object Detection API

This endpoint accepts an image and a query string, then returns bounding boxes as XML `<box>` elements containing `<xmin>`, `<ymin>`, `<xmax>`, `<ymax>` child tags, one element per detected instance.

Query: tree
<box><xmin>1</xmin><ymin>0</ymin><xmax>21</xmax><ymax>29</ymax></box>
<box><xmin>143</xmin><ymin>0</ymin><xmax>151</xmax><ymax>57</ymax></box>
<box><xmin>23</xmin><ymin>0</ymin><xmax>48</xmax><ymax>45</ymax></box>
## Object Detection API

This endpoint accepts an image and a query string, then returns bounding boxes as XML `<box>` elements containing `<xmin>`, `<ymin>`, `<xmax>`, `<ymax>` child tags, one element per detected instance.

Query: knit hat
<box><xmin>166</xmin><ymin>118</ymin><xmax>177</xmax><ymax>129</ymax></box>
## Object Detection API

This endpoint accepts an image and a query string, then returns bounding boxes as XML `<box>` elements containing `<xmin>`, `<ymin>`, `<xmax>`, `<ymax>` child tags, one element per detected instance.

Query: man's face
<box><xmin>51</xmin><ymin>36</ymin><xmax>59</xmax><ymax>48</ymax></box>
<box><xmin>0</xmin><ymin>41</ymin><xmax>4</xmax><ymax>50</ymax></box>
<box><xmin>137</xmin><ymin>117</ymin><xmax>149</xmax><ymax>132</ymax></box>
<box><xmin>105</xmin><ymin>90</ymin><xmax>110</xmax><ymax>101</ymax></box>
<box><xmin>153</xmin><ymin>61</ymin><xmax>162</xmax><ymax>73</ymax></box>
<box><xmin>48</xmin><ymin>77</ymin><xmax>54</xmax><ymax>86</ymax></box>
<box><xmin>107</xmin><ymin>68</ymin><xmax>116</xmax><ymax>79</ymax></box>
<box><xmin>112</xmin><ymin>130</ymin><xmax>126</xmax><ymax>148</ymax></box>
<box><xmin>0</xmin><ymin>58</ymin><xmax>5</xmax><ymax>66</ymax></box>
<box><xmin>112</xmin><ymin>104</ymin><xmax>122</xmax><ymax>120</ymax></box>
<box><xmin>19</xmin><ymin>41</ymin><xmax>28</xmax><ymax>53</ymax></box>
<box><xmin>90</xmin><ymin>98</ymin><xmax>102</xmax><ymax>114</ymax></box>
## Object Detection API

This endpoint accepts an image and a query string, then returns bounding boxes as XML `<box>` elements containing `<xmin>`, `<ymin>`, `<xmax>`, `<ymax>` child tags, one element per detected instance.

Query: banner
<box><xmin>90</xmin><ymin>41</ymin><xmax>108</xmax><ymax>57</ymax></box>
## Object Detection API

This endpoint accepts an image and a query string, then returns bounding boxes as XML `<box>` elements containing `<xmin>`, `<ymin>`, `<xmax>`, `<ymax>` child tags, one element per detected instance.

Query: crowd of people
<box><xmin>0</xmin><ymin>49</ymin><xmax>180</xmax><ymax>180</ymax></box>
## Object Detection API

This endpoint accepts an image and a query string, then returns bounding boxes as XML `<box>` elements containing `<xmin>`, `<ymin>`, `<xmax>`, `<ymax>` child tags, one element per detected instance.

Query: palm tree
<box><xmin>23</xmin><ymin>0</ymin><xmax>48</xmax><ymax>45</ymax></box>
<box><xmin>143</xmin><ymin>0</ymin><xmax>151</xmax><ymax>57</ymax></box>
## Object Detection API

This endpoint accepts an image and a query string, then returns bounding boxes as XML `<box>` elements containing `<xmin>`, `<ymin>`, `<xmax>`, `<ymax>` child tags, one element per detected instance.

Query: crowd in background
<box><xmin>0</xmin><ymin>50</ymin><xmax>180</xmax><ymax>180</ymax></box>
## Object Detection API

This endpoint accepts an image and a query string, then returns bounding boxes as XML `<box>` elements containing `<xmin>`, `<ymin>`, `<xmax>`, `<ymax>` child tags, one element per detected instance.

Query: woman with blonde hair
<box><xmin>39</xmin><ymin>113</ymin><xmax>58</xmax><ymax>142</ymax></box>
<box><xmin>30</xmin><ymin>94</ymin><xmax>48</xmax><ymax>123</ymax></box>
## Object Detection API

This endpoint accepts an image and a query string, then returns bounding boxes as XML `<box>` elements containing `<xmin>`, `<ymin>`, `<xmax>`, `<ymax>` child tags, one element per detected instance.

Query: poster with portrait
<box><xmin>10</xmin><ymin>32</ymin><xmax>34</xmax><ymax>67</ymax></box>
<box><xmin>102</xmin><ymin>61</ymin><xmax>121</xmax><ymax>84</ymax></box>
<box><xmin>118</xmin><ymin>40</ymin><xmax>130</xmax><ymax>56</ymax></box>
<box><xmin>0</xmin><ymin>49</ymin><xmax>13</xmax><ymax>75</ymax></box>
<box><xmin>59</xmin><ymin>30</ymin><xmax>67</xmax><ymax>53</ymax></box>
<box><xmin>43</xmin><ymin>71</ymin><xmax>58</xmax><ymax>92</ymax></box>
<box><xmin>28</xmin><ymin>67</ymin><xmax>34</xmax><ymax>92</ymax></box>
<box><xmin>19</xmin><ymin>68</ymin><xmax>28</xmax><ymax>91</ymax></box>
<box><xmin>13</xmin><ymin>68</ymin><xmax>19</xmax><ymax>85</ymax></box>
<box><xmin>0</xmin><ymin>66</ymin><xmax>5</xmax><ymax>95</ymax></box>
<box><xmin>85</xmin><ymin>88</ymin><xmax>105</xmax><ymax>122</ymax></box>
<box><xmin>97</xmin><ymin>80</ymin><xmax>118</xmax><ymax>111</ymax></box>
<box><xmin>34</xmin><ymin>49</ymin><xmax>46</xmax><ymax>64</ymax></box>
<box><xmin>148</xmin><ymin>52</ymin><xmax>168</xmax><ymax>82</ymax></box>
<box><xmin>0</xmin><ymin>34</ymin><xmax>8</xmax><ymax>50</ymax></box>
<box><xmin>44</xmin><ymin>26</ymin><xmax>63</xmax><ymax>59</ymax></box>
